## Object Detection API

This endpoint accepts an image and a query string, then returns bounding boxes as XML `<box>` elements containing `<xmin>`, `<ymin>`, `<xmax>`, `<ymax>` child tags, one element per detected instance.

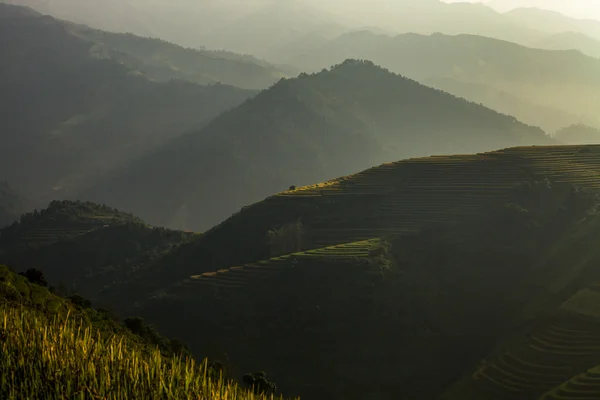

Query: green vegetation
<box><xmin>284</xmin><ymin>31</ymin><xmax>600</xmax><ymax>132</ymax></box>
<box><xmin>0</xmin><ymin>265</ymin><xmax>294</xmax><ymax>399</ymax></box>
<box><xmin>0</xmin><ymin>201</ymin><xmax>195</xmax><ymax>306</ymax></box>
<box><xmin>99</xmin><ymin>144</ymin><xmax>600</xmax><ymax>400</ymax></box>
<box><xmin>87</xmin><ymin>59</ymin><xmax>552</xmax><ymax>231</ymax></box>
<box><xmin>6</xmin><ymin>146</ymin><xmax>600</xmax><ymax>400</ymax></box>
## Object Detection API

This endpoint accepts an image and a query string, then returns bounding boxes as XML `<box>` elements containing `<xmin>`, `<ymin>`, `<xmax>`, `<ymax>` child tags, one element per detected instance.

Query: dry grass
<box><xmin>0</xmin><ymin>304</ymin><xmax>297</xmax><ymax>400</ymax></box>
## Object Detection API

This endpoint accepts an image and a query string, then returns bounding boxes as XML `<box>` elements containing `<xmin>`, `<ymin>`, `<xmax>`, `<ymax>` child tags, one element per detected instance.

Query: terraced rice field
<box><xmin>17</xmin><ymin>227</ymin><xmax>97</xmax><ymax>245</ymax></box>
<box><xmin>271</xmin><ymin>145</ymin><xmax>600</xmax><ymax>247</ymax></box>
<box><xmin>540</xmin><ymin>366</ymin><xmax>600</xmax><ymax>399</ymax></box>
<box><xmin>181</xmin><ymin>239</ymin><xmax>381</xmax><ymax>291</ymax></box>
<box><xmin>469</xmin><ymin>284</ymin><xmax>600</xmax><ymax>399</ymax></box>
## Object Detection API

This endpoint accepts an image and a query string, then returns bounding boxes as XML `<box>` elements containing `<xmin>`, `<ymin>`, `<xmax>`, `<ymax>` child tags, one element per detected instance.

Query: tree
<box><xmin>267</xmin><ymin>219</ymin><xmax>304</xmax><ymax>257</ymax></box>
<box><xmin>19</xmin><ymin>268</ymin><xmax>48</xmax><ymax>287</ymax></box>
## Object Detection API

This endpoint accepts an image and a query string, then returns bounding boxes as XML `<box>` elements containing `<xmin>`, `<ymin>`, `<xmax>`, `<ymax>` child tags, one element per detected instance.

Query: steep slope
<box><xmin>131</xmin><ymin>145</ymin><xmax>600</xmax><ymax>286</ymax></box>
<box><xmin>0</xmin><ymin>4</ymin><xmax>254</xmax><ymax>203</ymax></box>
<box><xmin>85</xmin><ymin>59</ymin><xmax>552</xmax><ymax>231</ymax></box>
<box><xmin>0</xmin><ymin>265</ymin><xmax>289</xmax><ymax>399</ymax></box>
<box><xmin>126</xmin><ymin>146</ymin><xmax>600</xmax><ymax>400</ymax></box>
<box><xmin>424</xmin><ymin>77</ymin><xmax>587</xmax><ymax>133</ymax></box>
<box><xmin>68</xmin><ymin>24</ymin><xmax>294</xmax><ymax>90</ymax></box>
<box><xmin>284</xmin><ymin>31</ymin><xmax>600</xmax><ymax>131</ymax></box>
<box><xmin>0</xmin><ymin>182</ymin><xmax>28</xmax><ymax>228</ymax></box>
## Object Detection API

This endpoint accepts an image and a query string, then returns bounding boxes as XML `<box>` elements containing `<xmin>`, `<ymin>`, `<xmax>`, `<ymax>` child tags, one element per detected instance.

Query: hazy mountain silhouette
<box><xmin>281</xmin><ymin>31</ymin><xmax>600</xmax><ymax>132</ymax></box>
<box><xmin>0</xmin><ymin>4</ymin><xmax>254</xmax><ymax>204</ymax></box>
<box><xmin>84</xmin><ymin>60</ymin><xmax>552</xmax><ymax>231</ymax></box>
<box><xmin>72</xmin><ymin>26</ymin><xmax>295</xmax><ymax>90</ymax></box>
<box><xmin>533</xmin><ymin>31</ymin><xmax>600</xmax><ymax>58</ymax></box>
<box><xmin>504</xmin><ymin>7</ymin><xmax>600</xmax><ymax>41</ymax></box>
<box><xmin>554</xmin><ymin>124</ymin><xmax>600</xmax><ymax>145</ymax></box>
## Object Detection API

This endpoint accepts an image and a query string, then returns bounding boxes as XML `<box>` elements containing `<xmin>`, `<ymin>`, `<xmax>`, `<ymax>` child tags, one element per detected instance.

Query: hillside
<box><xmin>504</xmin><ymin>7</ymin><xmax>600</xmax><ymax>41</ymax></box>
<box><xmin>117</xmin><ymin>145</ymin><xmax>600</xmax><ymax>400</ymax></box>
<box><xmin>0</xmin><ymin>182</ymin><xmax>27</xmax><ymax>228</ymax></box>
<box><xmin>282</xmin><ymin>31</ymin><xmax>600</xmax><ymax>132</ymax></box>
<box><xmin>68</xmin><ymin>24</ymin><xmax>294</xmax><ymax>90</ymax></box>
<box><xmin>0</xmin><ymin>4</ymin><xmax>254</xmax><ymax>203</ymax></box>
<box><xmin>84</xmin><ymin>59</ymin><xmax>552</xmax><ymax>231</ymax></box>
<box><xmin>533</xmin><ymin>31</ymin><xmax>600</xmax><ymax>59</ymax></box>
<box><xmin>0</xmin><ymin>264</ymin><xmax>290</xmax><ymax>399</ymax></box>
<box><xmin>0</xmin><ymin>200</ymin><xmax>196</xmax><ymax>305</ymax></box>
<box><xmin>554</xmin><ymin>124</ymin><xmax>600</xmax><ymax>145</ymax></box>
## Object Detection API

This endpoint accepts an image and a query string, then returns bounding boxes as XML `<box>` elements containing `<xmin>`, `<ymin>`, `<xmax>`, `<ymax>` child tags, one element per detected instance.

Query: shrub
<box><xmin>18</xmin><ymin>269</ymin><xmax>48</xmax><ymax>287</ymax></box>
<box><xmin>243</xmin><ymin>371</ymin><xmax>277</xmax><ymax>395</ymax></box>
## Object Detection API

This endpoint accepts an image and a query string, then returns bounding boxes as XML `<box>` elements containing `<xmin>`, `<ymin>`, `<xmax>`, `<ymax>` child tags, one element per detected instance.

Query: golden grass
<box><xmin>0</xmin><ymin>304</ymin><xmax>296</xmax><ymax>400</ymax></box>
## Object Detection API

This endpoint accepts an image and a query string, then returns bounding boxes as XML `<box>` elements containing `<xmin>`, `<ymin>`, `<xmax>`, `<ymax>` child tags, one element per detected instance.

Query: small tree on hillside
<box><xmin>19</xmin><ymin>268</ymin><xmax>48</xmax><ymax>287</ymax></box>
<box><xmin>267</xmin><ymin>219</ymin><xmax>304</xmax><ymax>257</ymax></box>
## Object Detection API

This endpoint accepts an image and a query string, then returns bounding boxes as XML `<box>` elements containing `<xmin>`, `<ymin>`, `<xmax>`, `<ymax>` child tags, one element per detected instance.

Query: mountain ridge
<box><xmin>83</xmin><ymin>59</ymin><xmax>552</xmax><ymax>231</ymax></box>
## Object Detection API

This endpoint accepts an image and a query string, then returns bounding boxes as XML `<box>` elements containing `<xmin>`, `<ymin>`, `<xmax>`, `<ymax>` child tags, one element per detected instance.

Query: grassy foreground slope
<box><xmin>87</xmin><ymin>59</ymin><xmax>552</xmax><ymax>231</ymax></box>
<box><xmin>0</xmin><ymin>265</ymin><xmax>292</xmax><ymax>399</ymax></box>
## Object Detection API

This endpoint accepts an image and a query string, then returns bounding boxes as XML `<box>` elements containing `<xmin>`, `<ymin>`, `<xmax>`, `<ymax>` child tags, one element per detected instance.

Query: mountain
<box><xmin>424</xmin><ymin>77</ymin><xmax>591</xmax><ymax>133</ymax></box>
<box><xmin>200</xmin><ymin>0</ymin><xmax>349</xmax><ymax>61</ymax></box>
<box><xmin>0</xmin><ymin>182</ymin><xmax>27</xmax><ymax>228</ymax></box>
<box><xmin>554</xmin><ymin>124</ymin><xmax>600</xmax><ymax>145</ymax></box>
<box><xmin>68</xmin><ymin>24</ymin><xmax>295</xmax><ymax>90</ymax></box>
<box><xmin>9</xmin><ymin>145</ymin><xmax>600</xmax><ymax>400</ymax></box>
<box><xmin>504</xmin><ymin>7</ymin><xmax>600</xmax><ymax>41</ymax></box>
<box><xmin>119</xmin><ymin>144</ymin><xmax>600</xmax><ymax>400</ymax></box>
<box><xmin>533</xmin><ymin>31</ymin><xmax>600</xmax><ymax>58</ymax></box>
<box><xmin>0</xmin><ymin>264</ymin><xmax>287</xmax><ymax>398</ymax></box>
<box><xmin>0</xmin><ymin>4</ymin><xmax>254</xmax><ymax>203</ymax></box>
<box><xmin>84</xmin><ymin>59</ymin><xmax>552</xmax><ymax>231</ymax></box>
<box><xmin>282</xmin><ymin>31</ymin><xmax>600</xmax><ymax>132</ymax></box>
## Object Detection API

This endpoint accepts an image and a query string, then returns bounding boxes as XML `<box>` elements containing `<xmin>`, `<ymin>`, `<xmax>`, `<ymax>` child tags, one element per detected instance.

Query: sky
<box><xmin>443</xmin><ymin>0</ymin><xmax>600</xmax><ymax>20</ymax></box>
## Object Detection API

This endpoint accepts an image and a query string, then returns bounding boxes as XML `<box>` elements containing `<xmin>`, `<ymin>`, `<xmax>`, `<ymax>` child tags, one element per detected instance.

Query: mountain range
<box><xmin>83</xmin><ymin>59</ymin><xmax>552</xmax><ymax>230</ymax></box>
<box><xmin>0</xmin><ymin>4</ymin><xmax>256</xmax><ymax>205</ymax></box>
<box><xmin>277</xmin><ymin>31</ymin><xmax>600</xmax><ymax>132</ymax></box>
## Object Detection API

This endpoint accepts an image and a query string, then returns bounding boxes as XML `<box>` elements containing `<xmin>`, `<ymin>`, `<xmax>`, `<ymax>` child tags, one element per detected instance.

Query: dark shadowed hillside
<box><xmin>115</xmin><ymin>145</ymin><xmax>600</xmax><ymax>400</ymax></box>
<box><xmin>0</xmin><ymin>182</ymin><xmax>27</xmax><ymax>228</ymax></box>
<box><xmin>282</xmin><ymin>31</ymin><xmax>600</xmax><ymax>132</ymax></box>
<box><xmin>85</xmin><ymin>59</ymin><xmax>552</xmax><ymax>231</ymax></box>
<box><xmin>0</xmin><ymin>200</ymin><xmax>196</xmax><ymax>305</ymax></box>
<box><xmin>0</xmin><ymin>4</ymin><xmax>254</xmax><ymax>204</ymax></box>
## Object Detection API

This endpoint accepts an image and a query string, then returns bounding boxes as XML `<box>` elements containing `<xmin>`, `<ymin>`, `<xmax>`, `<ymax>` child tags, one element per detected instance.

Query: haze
<box><xmin>444</xmin><ymin>0</ymin><xmax>600</xmax><ymax>20</ymax></box>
